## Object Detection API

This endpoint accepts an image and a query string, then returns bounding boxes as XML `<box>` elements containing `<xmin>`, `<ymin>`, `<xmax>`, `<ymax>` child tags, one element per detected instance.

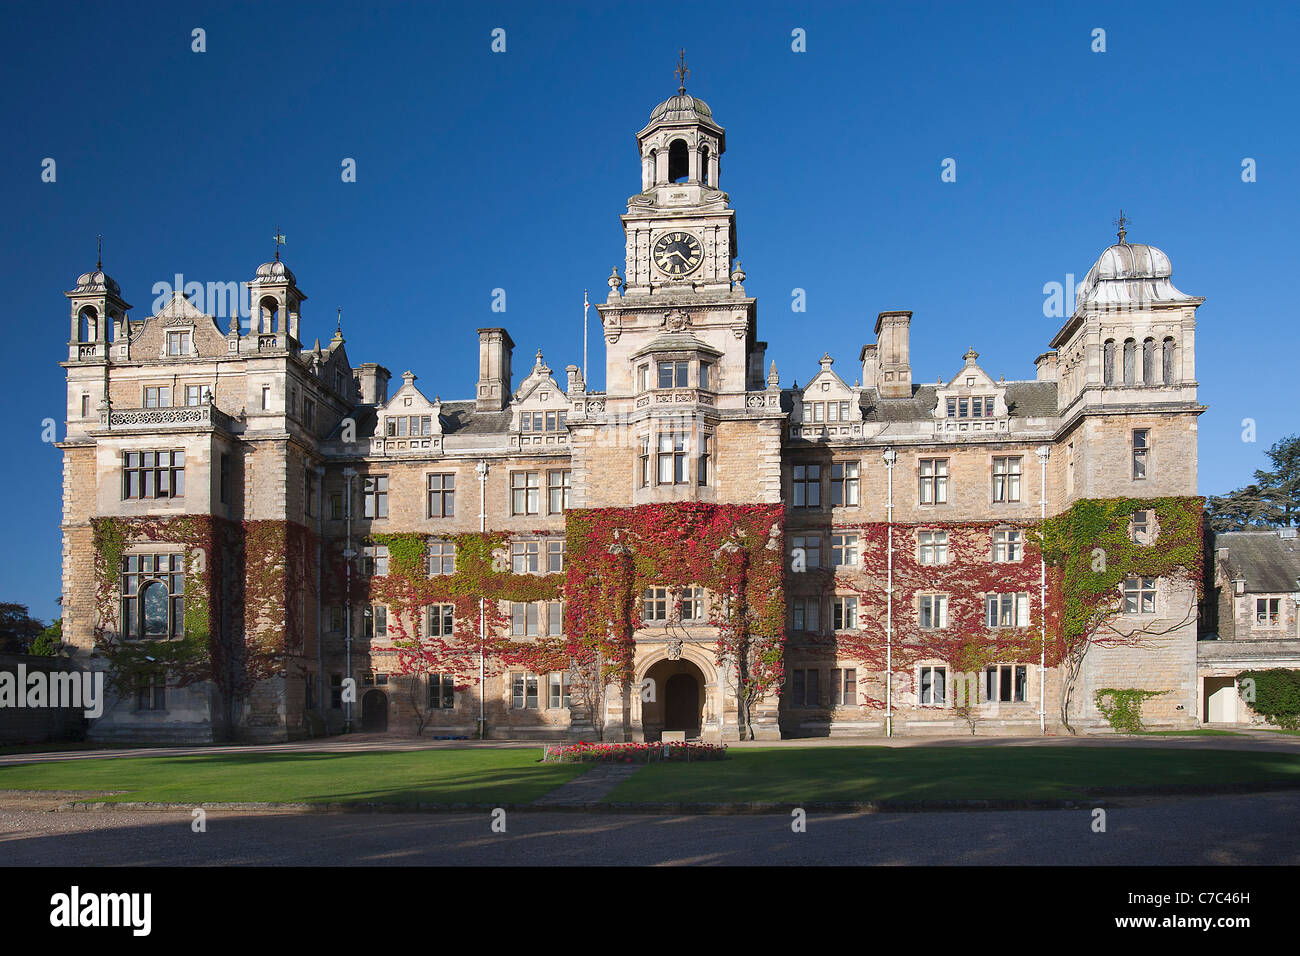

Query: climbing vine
<box><xmin>340</xmin><ymin>530</ymin><xmax>568</xmax><ymax>701</ymax></box>
<box><xmin>1095</xmin><ymin>688</ymin><xmax>1166</xmax><ymax>733</ymax></box>
<box><xmin>90</xmin><ymin>515</ymin><xmax>317</xmax><ymax>718</ymax></box>
<box><xmin>565</xmin><ymin>502</ymin><xmax>785</xmax><ymax>738</ymax></box>
<box><xmin>1032</xmin><ymin>495</ymin><xmax>1203</xmax><ymax>732</ymax></box>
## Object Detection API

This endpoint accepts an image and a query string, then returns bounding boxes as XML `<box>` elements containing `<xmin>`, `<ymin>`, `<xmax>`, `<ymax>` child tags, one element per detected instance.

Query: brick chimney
<box><xmin>875</xmin><ymin>311</ymin><xmax>912</xmax><ymax>399</ymax></box>
<box><xmin>476</xmin><ymin>328</ymin><xmax>515</xmax><ymax>411</ymax></box>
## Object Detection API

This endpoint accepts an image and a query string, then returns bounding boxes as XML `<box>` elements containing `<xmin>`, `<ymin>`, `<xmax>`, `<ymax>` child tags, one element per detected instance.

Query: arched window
<box><xmin>1162</xmin><ymin>337</ymin><xmax>1176</xmax><ymax>383</ymax></box>
<box><xmin>1142</xmin><ymin>338</ymin><xmax>1155</xmax><ymax>385</ymax></box>
<box><xmin>1102</xmin><ymin>339</ymin><xmax>1115</xmax><ymax>386</ymax></box>
<box><xmin>78</xmin><ymin>306</ymin><xmax>97</xmax><ymax>343</ymax></box>
<box><xmin>120</xmin><ymin>553</ymin><xmax>185</xmax><ymax>640</ymax></box>
<box><xmin>668</xmin><ymin>139</ymin><xmax>689</xmax><ymax>184</ymax></box>
<box><xmin>700</xmin><ymin>145</ymin><xmax>711</xmax><ymax>186</ymax></box>
<box><xmin>1122</xmin><ymin>339</ymin><xmax>1135</xmax><ymax>384</ymax></box>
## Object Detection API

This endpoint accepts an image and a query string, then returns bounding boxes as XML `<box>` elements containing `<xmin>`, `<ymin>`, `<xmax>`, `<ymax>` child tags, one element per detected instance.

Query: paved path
<box><xmin>3</xmin><ymin>730</ymin><xmax>1298</xmax><ymax>767</ymax></box>
<box><xmin>530</xmin><ymin>765</ymin><xmax>643</xmax><ymax>806</ymax></box>
<box><xmin>1</xmin><ymin>791</ymin><xmax>1296</xmax><ymax>865</ymax></box>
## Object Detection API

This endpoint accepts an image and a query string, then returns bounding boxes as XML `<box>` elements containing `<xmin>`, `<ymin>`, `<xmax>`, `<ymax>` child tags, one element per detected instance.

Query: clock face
<box><xmin>653</xmin><ymin>231</ymin><xmax>703</xmax><ymax>276</ymax></box>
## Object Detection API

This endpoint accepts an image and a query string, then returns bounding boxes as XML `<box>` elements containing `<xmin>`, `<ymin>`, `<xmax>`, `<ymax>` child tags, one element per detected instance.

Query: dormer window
<box><xmin>805</xmin><ymin>401</ymin><xmax>852</xmax><ymax>423</ymax></box>
<box><xmin>387</xmin><ymin>415</ymin><xmax>432</xmax><ymax>437</ymax></box>
<box><xmin>522</xmin><ymin>411</ymin><xmax>566</xmax><ymax>433</ymax></box>
<box><xmin>947</xmin><ymin>396</ymin><xmax>994</xmax><ymax>419</ymax></box>
<box><xmin>166</xmin><ymin>330</ymin><xmax>191</xmax><ymax>356</ymax></box>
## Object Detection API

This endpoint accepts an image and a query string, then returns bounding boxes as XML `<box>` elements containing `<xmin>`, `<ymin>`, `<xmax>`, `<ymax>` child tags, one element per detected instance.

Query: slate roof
<box><xmin>856</xmin><ymin>381</ymin><xmax>1058</xmax><ymax>422</ymax></box>
<box><xmin>1215</xmin><ymin>532</ymin><xmax>1300</xmax><ymax>594</ymax></box>
<box><xmin>325</xmin><ymin>400</ymin><xmax>513</xmax><ymax>440</ymax></box>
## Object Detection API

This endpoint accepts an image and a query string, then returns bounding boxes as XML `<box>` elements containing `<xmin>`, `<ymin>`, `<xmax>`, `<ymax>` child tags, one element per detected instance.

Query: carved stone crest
<box><xmin>666</xmin><ymin>640</ymin><xmax>683</xmax><ymax>661</ymax></box>
<box><xmin>662</xmin><ymin>309</ymin><xmax>691</xmax><ymax>332</ymax></box>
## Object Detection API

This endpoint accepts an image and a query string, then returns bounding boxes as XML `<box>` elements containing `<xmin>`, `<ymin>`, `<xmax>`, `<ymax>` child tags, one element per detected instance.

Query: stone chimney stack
<box><xmin>875</xmin><ymin>311</ymin><xmax>912</xmax><ymax>399</ymax></box>
<box><xmin>357</xmin><ymin>363</ymin><xmax>391</xmax><ymax>405</ymax></box>
<box><xmin>1035</xmin><ymin>350</ymin><xmax>1059</xmax><ymax>382</ymax></box>
<box><xmin>859</xmin><ymin>344</ymin><xmax>878</xmax><ymax>390</ymax></box>
<box><xmin>476</xmin><ymin>328</ymin><xmax>515</xmax><ymax>411</ymax></box>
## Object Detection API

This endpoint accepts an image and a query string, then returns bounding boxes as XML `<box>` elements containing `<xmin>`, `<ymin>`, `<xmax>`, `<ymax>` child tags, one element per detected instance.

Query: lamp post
<box><xmin>1035</xmin><ymin>445</ymin><xmax>1051</xmax><ymax>735</ymax></box>
<box><xmin>882</xmin><ymin>448</ymin><xmax>897</xmax><ymax>738</ymax></box>
<box><xmin>476</xmin><ymin>460</ymin><xmax>489</xmax><ymax>739</ymax></box>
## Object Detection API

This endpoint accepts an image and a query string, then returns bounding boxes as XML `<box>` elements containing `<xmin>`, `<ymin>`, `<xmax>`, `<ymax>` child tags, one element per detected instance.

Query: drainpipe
<box><xmin>1035</xmin><ymin>445</ymin><xmax>1051</xmax><ymax>735</ymax></box>
<box><xmin>314</xmin><ymin>464</ymin><xmax>325</xmax><ymax>729</ymax></box>
<box><xmin>476</xmin><ymin>460</ymin><xmax>489</xmax><ymax>740</ymax></box>
<box><xmin>342</xmin><ymin>466</ymin><xmax>357</xmax><ymax>733</ymax></box>
<box><xmin>882</xmin><ymin>448</ymin><xmax>897</xmax><ymax>738</ymax></box>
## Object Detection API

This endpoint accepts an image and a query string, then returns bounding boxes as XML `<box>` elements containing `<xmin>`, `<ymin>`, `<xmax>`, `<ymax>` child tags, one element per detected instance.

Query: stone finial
<box><xmin>819</xmin><ymin>352</ymin><xmax>834</xmax><ymax>371</ymax></box>
<box><xmin>607</xmin><ymin>267</ymin><xmax>623</xmax><ymax>298</ymax></box>
<box><xmin>767</xmin><ymin>360</ymin><xmax>779</xmax><ymax>387</ymax></box>
<box><xmin>731</xmin><ymin>261</ymin><xmax>746</xmax><ymax>289</ymax></box>
<box><xmin>402</xmin><ymin>370</ymin><xmax>416</xmax><ymax>387</ymax></box>
<box><xmin>964</xmin><ymin>346</ymin><xmax>979</xmax><ymax>365</ymax></box>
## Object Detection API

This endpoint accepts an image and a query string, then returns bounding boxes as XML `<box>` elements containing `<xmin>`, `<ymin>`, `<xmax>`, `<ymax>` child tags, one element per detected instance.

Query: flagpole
<box><xmin>583</xmin><ymin>289</ymin><xmax>590</xmax><ymax>385</ymax></box>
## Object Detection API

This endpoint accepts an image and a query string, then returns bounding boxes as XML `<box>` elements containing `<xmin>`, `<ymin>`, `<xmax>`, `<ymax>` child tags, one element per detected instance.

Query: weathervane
<box><xmin>96</xmin><ymin>234</ymin><xmax>103</xmax><ymax>271</ymax></box>
<box><xmin>273</xmin><ymin>227</ymin><xmax>286</xmax><ymax>261</ymax></box>
<box><xmin>1114</xmin><ymin>210</ymin><xmax>1129</xmax><ymax>245</ymax></box>
<box><xmin>676</xmin><ymin>48</ymin><xmax>689</xmax><ymax>94</ymax></box>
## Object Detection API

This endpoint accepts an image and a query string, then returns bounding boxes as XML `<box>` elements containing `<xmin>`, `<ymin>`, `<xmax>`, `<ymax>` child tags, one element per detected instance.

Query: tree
<box><xmin>0</xmin><ymin>603</ymin><xmax>45</xmax><ymax>654</ymax></box>
<box><xmin>29</xmin><ymin>618</ymin><xmax>62</xmax><ymax>656</ymax></box>
<box><xmin>1206</xmin><ymin>435</ymin><xmax>1300</xmax><ymax>531</ymax></box>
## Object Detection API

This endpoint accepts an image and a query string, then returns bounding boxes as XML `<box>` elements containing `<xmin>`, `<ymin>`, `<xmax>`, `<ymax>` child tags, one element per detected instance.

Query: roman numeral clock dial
<box><xmin>652</xmin><ymin>231</ymin><xmax>703</xmax><ymax>277</ymax></box>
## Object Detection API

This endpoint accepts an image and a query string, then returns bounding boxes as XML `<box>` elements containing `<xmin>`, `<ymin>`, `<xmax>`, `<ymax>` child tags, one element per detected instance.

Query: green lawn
<box><xmin>5</xmin><ymin>745</ymin><xmax>1299</xmax><ymax>807</ymax></box>
<box><xmin>602</xmin><ymin>746</ymin><xmax>1300</xmax><ymax>804</ymax></box>
<box><xmin>0</xmin><ymin>749</ymin><xmax>586</xmax><ymax>805</ymax></box>
<box><xmin>1138</xmin><ymin>729</ymin><xmax>1242</xmax><ymax>737</ymax></box>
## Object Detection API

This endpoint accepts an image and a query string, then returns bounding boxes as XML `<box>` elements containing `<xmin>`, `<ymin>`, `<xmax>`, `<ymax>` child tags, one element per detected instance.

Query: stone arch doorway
<box><xmin>361</xmin><ymin>689</ymin><xmax>388</xmax><ymax>732</ymax></box>
<box><xmin>642</xmin><ymin>656</ymin><xmax>706</xmax><ymax>740</ymax></box>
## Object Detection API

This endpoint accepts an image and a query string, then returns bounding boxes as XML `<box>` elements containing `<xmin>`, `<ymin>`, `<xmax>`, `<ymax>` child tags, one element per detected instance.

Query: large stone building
<box><xmin>57</xmin><ymin>80</ymin><xmax>1208</xmax><ymax>743</ymax></box>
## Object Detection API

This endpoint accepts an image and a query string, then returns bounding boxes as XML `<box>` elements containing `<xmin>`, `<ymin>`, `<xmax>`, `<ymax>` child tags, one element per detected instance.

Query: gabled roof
<box><xmin>1215</xmin><ymin>532</ymin><xmax>1300</xmax><ymax>594</ymax></box>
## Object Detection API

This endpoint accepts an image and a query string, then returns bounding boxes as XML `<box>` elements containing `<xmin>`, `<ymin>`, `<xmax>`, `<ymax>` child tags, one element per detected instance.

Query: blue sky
<box><xmin>3</xmin><ymin>0</ymin><xmax>1298</xmax><ymax>621</ymax></box>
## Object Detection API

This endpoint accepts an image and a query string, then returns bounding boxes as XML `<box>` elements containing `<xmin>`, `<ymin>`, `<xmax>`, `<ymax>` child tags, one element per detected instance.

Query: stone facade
<box><xmin>1198</xmin><ymin>530</ymin><xmax>1300</xmax><ymax>724</ymax></box>
<box><xmin>57</xmin><ymin>85</ymin><xmax>1207</xmax><ymax>742</ymax></box>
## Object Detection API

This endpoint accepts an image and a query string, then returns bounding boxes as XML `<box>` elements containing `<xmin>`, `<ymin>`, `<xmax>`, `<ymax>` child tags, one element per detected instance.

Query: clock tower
<box><xmin>596</xmin><ymin>61</ymin><xmax>767</xmax><ymax>396</ymax></box>
<box><xmin>578</xmin><ymin>60</ymin><xmax>781</xmax><ymax>512</ymax></box>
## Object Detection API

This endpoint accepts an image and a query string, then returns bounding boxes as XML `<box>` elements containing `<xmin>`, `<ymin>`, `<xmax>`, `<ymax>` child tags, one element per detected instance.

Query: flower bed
<box><xmin>541</xmin><ymin>741</ymin><xmax>728</xmax><ymax>764</ymax></box>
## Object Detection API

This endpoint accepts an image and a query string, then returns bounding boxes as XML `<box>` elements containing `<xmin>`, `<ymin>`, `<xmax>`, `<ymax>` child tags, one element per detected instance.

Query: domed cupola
<box><xmin>636</xmin><ymin>50</ymin><xmax>726</xmax><ymax>192</ymax></box>
<box><xmin>246</xmin><ymin>231</ymin><xmax>307</xmax><ymax>348</ymax></box>
<box><xmin>648</xmin><ymin>92</ymin><xmax>718</xmax><ymax>129</ymax></box>
<box><xmin>74</xmin><ymin>268</ymin><xmax>122</xmax><ymax>297</ymax></box>
<box><xmin>1073</xmin><ymin>216</ymin><xmax>1195</xmax><ymax>314</ymax></box>
<box><xmin>65</xmin><ymin>237</ymin><xmax>131</xmax><ymax>361</ymax></box>
<box><xmin>253</xmin><ymin>258</ymin><xmax>297</xmax><ymax>286</ymax></box>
